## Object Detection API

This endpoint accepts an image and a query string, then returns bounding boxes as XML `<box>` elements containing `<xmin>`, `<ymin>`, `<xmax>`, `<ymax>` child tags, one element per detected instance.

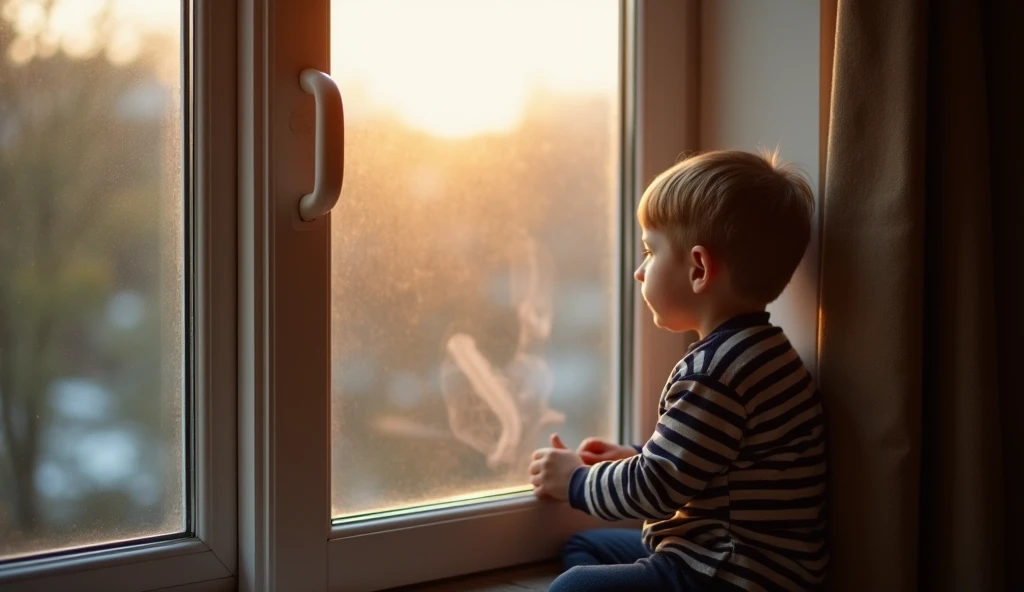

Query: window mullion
<box><xmin>237</xmin><ymin>1</ymin><xmax>331</xmax><ymax>591</ymax></box>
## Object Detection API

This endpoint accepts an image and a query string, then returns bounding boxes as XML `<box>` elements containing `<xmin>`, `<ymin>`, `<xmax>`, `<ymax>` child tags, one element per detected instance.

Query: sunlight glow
<box><xmin>331</xmin><ymin>0</ymin><xmax>617</xmax><ymax>138</ymax></box>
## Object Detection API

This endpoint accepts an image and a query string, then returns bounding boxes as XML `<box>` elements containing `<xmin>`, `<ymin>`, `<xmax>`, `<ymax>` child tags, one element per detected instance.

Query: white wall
<box><xmin>699</xmin><ymin>0</ymin><xmax>822</xmax><ymax>372</ymax></box>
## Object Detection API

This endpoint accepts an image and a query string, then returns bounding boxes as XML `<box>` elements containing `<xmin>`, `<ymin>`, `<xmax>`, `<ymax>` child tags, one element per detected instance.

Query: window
<box><xmin>0</xmin><ymin>0</ymin><xmax>185</xmax><ymax>561</ymax></box>
<box><xmin>1</xmin><ymin>0</ymin><xmax>235</xmax><ymax>589</ymax></box>
<box><xmin>237</xmin><ymin>1</ymin><xmax>646</xmax><ymax>588</ymax></box>
<box><xmin>328</xmin><ymin>0</ymin><xmax>622</xmax><ymax>521</ymax></box>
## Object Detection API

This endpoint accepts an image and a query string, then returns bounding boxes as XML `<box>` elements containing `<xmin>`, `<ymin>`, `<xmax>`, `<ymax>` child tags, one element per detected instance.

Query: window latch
<box><xmin>298</xmin><ymin>69</ymin><xmax>344</xmax><ymax>222</ymax></box>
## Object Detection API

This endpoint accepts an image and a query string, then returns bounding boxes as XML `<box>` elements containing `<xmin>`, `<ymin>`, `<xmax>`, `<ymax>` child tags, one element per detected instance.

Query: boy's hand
<box><xmin>529</xmin><ymin>434</ymin><xmax>583</xmax><ymax>501</ymax></box>
<box><xmin>577</xmin><ymin>437</ymin><xmax>639</xmax><ymax>465</ymax></box>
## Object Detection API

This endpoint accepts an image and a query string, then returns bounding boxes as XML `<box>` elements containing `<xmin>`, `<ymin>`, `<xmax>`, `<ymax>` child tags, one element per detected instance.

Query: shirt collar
<box><xmin>709</xmin><ymin>311</ymin><xmax>771</xmax><ymax>335</ymax></box>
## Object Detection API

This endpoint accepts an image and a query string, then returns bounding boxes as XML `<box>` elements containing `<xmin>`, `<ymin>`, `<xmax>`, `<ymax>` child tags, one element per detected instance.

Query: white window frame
<box><xmin>0</xmin><ymin>1</ymin><xmax>239</xmax><ymax>590</ymax></box>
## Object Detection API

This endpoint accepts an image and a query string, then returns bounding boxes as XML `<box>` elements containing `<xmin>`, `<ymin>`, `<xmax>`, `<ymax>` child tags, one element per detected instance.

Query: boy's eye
<box><xmin>641</xmin><ymin>248</ymin><xmax>651</xmax><ymax>257</ymax></box>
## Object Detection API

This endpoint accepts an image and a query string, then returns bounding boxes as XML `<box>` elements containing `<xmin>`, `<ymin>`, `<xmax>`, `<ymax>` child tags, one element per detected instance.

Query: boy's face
<box><xmin>634</xmin><ymin>228</ymin><xmax>697</xmax><ymax>332</ymax></box>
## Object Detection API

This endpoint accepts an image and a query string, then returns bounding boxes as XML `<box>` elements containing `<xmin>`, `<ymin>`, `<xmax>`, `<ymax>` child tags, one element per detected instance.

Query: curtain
<box><xmin>819</xmin><ymin>0</ymin><xmax>1021</xmax><ymax>590</ymax></box>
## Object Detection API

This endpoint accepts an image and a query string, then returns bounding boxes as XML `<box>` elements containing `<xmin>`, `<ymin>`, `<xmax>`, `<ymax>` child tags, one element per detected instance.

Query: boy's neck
<box><xmin>694</xmin><ymin>301</ymin><xmax>767</xmax><ymax>340</ymax></box>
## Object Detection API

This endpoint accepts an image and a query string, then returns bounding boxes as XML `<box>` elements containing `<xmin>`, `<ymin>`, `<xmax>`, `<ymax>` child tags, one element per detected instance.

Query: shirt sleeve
<box><xmin>567</xmin><ymin>375</ymin><xmax>747</xmax><ymax>520</ymax></box>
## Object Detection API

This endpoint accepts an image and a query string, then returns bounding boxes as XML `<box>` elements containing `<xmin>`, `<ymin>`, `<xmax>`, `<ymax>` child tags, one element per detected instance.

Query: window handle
<box><xmin>298</xmin><ymin>69</ymin><xmax>344</xmax><ymax>221</ymax></box>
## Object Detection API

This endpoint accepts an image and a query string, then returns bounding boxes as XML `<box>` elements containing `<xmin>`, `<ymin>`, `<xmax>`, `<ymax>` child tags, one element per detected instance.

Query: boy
<box><xmin>529</xmin><ymin>150</ymin><xmax>828</xmax><ymax>591</ymax></box>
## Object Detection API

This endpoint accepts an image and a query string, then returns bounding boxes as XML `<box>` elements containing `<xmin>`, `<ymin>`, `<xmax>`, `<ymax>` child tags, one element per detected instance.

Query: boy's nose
<box><xmin>634</xmin><ymin>265</ymin><xmax>644</xmax><ymax>282</ymax></box>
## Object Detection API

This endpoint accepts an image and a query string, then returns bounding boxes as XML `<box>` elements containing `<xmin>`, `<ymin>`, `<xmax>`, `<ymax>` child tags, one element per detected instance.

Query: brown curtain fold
<box><xmin>820</xmin><ymin>0</ymin><xmax>1021</xmax><ymax>590</ymax></box>
<box><xmin>917</xmin><ymin>0</ymin><xmax>1005</xmax><ymax>590</ymax></box>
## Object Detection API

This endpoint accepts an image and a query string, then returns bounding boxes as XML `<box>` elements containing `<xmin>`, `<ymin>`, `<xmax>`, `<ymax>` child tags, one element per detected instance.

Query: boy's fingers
<box><xmin>550</xmin><ymin>433</ymin><xmax>567</xmax><ymax>449</ymax></box>
<box><xmin>579</xmin><ymin>438</ymin><xmax>608</xmax><ymax>453</ymax></box>
<box><xmin>532</xmin><ymin>450</ymin><xmax>544</xmax><ymax>460</ymax></box>
<box><xmin>579</xmin><ymin>451</ymin><xmax>597</xmax><ymax>464</ymax></box>
<box><xmin>586</xmin><ymin>453</ymin><xmax>610</xmax><ymax>464</ymax></box>
<box><xmin>529</xmin><ymin>460</ymin><xmax>542</xmax><ymax>475</ymax></box>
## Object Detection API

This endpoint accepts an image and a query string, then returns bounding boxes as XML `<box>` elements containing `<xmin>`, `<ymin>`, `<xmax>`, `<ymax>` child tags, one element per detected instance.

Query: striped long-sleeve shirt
<box><xmin>568</xmin><ymin>312</ymin><xmax>829</xmax><ymax>591</ymax></box>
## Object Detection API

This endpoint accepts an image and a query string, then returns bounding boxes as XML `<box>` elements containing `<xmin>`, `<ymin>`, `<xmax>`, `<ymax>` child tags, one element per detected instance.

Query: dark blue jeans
<box><xmin>550</xmin><ymin>528</ymin><xmax>727</xmax><ymax>592</ymax></box>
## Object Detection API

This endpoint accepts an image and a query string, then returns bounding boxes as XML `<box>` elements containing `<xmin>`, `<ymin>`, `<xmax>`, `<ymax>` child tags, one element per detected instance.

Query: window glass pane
<box><xmin>330</xmin><ymin>0</ymin><xmax>621</xmax><ymax>518</ymax></box>
<box><xmin>0</xmin><ymin>0</ymin><xmax>184</xmax><ymax>560</ymax></box>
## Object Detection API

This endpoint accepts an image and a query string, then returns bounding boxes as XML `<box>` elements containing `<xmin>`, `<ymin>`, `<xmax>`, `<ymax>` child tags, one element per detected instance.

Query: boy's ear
<box><xmin>690</xmin><ymin>245</ymin><xmax>712</xmax><ymax>294</ymax></box>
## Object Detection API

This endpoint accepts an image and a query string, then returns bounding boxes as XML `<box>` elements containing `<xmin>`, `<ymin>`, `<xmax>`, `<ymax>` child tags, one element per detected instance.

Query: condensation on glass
<box><xmin>330</xmin><ymin>0</ymin><xmax>621</xmax><ymax>518</ymax></box>
<box><xmin>0</xmin><ymin>0</ymin><xmax>184</xmax><ymax>560</ymax></box>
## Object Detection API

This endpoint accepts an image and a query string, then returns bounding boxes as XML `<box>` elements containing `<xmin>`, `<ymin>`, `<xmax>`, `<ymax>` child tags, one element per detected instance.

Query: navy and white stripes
<box><xmin>568</xmin><ymin>312</ymin><xmax>828</xmax><ymax>591</ymax></box>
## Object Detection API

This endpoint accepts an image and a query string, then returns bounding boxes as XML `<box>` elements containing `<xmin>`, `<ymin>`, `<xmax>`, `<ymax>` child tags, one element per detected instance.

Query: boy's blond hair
<box><xmin>638</xmin><ymin>150</ymin><xmax>814</xmax><ymax>304</ymax></box>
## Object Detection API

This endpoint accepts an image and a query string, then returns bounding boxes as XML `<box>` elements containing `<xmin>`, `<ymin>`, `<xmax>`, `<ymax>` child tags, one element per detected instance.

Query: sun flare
<box><xmin>330</xmin><ymin>0</ymin><xmax>617</xmax><ymax>139</ymax></box>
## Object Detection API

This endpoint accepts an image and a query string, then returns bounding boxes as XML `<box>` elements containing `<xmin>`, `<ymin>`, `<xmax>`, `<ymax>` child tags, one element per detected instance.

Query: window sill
<box><xmin>329</xmin><ymin>494</ymin><xmax>638</xmax><ymax>591</ymax></box>
<box><xmin>387</xmin><ymin>561</ymin><xmax>559</xmax><ymax>592</ymax></box>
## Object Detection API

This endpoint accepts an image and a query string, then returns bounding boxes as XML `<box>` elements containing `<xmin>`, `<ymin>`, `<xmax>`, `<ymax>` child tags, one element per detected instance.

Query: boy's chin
<box><xmin>651</xmin><ymin>313</ymin><xmax>688</xmax><ymax>332</ymax></box>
